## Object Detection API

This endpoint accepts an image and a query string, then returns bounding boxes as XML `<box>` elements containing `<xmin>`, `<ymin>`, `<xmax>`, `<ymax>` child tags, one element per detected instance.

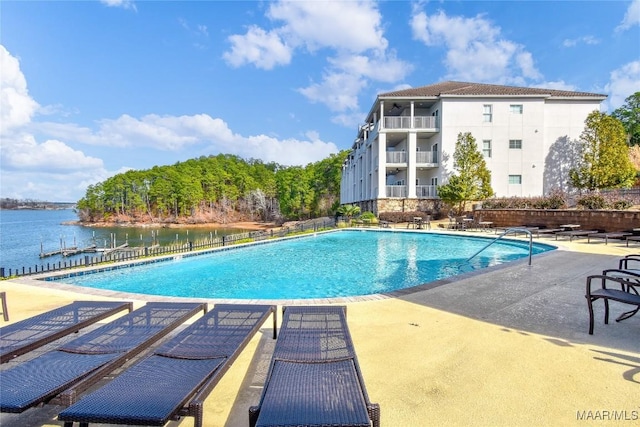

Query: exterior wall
<box><xmin>476</xmin><ymin>209</ymin><xmax>640</xmax><ymax>232</ymax></box>
<box><xmin>340</xmin><ymin>85</ymin><xmax>604</xmax><ymax>213</ymax></box>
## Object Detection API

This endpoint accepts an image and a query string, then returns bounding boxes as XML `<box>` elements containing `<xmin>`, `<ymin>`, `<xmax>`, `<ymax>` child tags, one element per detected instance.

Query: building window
<box><xmin>510</xmin><ymin>104</ymin><xmax>523</xmax><ymax>114</ymax></box>
<box><xmin>431</xmin><ymin>177</ymin><xmax>438</xmax><ymax>186</ymax></box>
<box><xmin>509</xmin><ymin>139</ymin><xmax>522</xmax><ymax>149</ymax></box>
<box><xmin>483</xmin><ymin>105</ymin><xmax>492</xmax><ymax>122</ymax></box>
<box><xmin>482</xmin><ymin>140</ymin><xmax>492</xmax><ymax>158</ymax></box>
<box><xmin>508</xmin><ymin>175</ymin><xmax>522</xmax><ymax>184</ymax></box>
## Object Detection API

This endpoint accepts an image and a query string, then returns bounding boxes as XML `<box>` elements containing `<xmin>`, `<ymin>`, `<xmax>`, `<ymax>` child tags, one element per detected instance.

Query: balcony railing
<box><xmin>386</xmin><ymin>185</ymin><xmax>407</xmax><ymax>198</ymax></box>
<box><xmin>383</xmin><ymin>116</ymin><xmax>438</xmax><ymax>130</ymax></box>
<box><xmin>416</xmin><ymin>151</ymin><xmax>437</xmax><ymax>164</ymax></box>
<box><xmin>417</xmin><ymin>185</ymin><xmax>438</xmax><ymax>198</ymax></box>
<box><xmin>386</xmin><ymin>151</ymin><xmax>407</xmax><ymax>163</ymax></box>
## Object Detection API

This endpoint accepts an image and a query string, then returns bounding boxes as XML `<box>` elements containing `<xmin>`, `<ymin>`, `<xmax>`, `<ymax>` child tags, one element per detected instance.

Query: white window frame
<box><xmin>510</xmin><ymin>104</ymin><xmax>523</xmax><ymax>114</ymax></box>
<box><xmin>509</xmin><ymin>139</ymin><xmax>522</xmax><ymax>149</ymax></box>
<box><xmin>482</xmin><ymin>140</ymin><xmax>492</xmax><ymax>158</ymax></box>
<box><xmin>483</xmin><ymin>105</ymin><xmax>492</xmax><ymax>122</ymax></box>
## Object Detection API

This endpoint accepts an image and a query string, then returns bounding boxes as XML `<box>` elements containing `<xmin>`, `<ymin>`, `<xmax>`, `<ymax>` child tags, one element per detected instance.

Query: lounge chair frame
<box><xmin>0</xmin><ymin>302</ymin><xmax>205</xmax><ymax>414</ymax></box>
<box><xmin>249</xmin><ymin>305</ymin><xmax>380</xmax><ymax>427</ymax></box>
<box><xmin>58</xmin><ymin>304</ymin><xmax>277</xmax><ymax>427</ymax></box>
<box><xmin>0</xmin><ymin>301</ymin><xmax>133</xmax><ymax>363</ymax></box>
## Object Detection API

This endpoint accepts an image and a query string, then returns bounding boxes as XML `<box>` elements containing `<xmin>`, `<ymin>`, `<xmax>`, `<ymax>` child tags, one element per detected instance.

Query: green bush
<box><xmin>360</xmin><ymin>211</ymin><xmax>376</xmax><ymax>220</ymax></box>
<box><xmin>576</xmin><ymin>194</ymin><xmax>607</xmax><ymax>210</ymax></box>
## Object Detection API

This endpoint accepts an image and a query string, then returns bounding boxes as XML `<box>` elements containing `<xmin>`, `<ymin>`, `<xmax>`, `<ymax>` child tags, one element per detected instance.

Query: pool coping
<box><xmin>16</xmin><ymin>227</ymin><xmax>559</xmax><ymax>305</ymax></box>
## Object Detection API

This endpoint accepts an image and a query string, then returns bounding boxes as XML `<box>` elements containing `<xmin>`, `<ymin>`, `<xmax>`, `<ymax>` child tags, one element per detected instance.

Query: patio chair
<box><xmin>585</xmin><ymin>274</ymin><xmax>640</xmax><ymax>334</ymax></box>
<box><xmin>0</xmin><ymin>302</ymin><xmax>204</xmax><ymax>414</ymax></box>
<box><xmin>58</xmin><ymin>304</ymin><xmax>277</xmax><ymax>427</ymax></box>
<box><xmin>619</xmin><ymin>254</ymin><xmax>640</xmax><ymax>274</ymax></box>
<box><xmin>1</xmin><ymin>301</ymin><xmax>133</xmax><ymax>363</ymax></box>
<box><xmin>249</xmin><ymin>305</ymin><xmax>380</xmax><ymax>427</ymax></box>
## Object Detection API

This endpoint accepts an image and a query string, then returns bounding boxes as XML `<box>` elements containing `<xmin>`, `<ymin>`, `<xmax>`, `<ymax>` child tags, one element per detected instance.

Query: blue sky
<box><xmin>1</xmin><ymin>0</ymin><xmax>639</xmax><ymax>202</ymax></box>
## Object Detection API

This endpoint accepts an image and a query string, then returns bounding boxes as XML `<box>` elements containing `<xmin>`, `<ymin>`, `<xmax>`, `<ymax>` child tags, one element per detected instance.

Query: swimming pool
<box><xmin>48</xmin><ymin>230</ymin><xmax>555</xmax><ymax>299</ymax></box>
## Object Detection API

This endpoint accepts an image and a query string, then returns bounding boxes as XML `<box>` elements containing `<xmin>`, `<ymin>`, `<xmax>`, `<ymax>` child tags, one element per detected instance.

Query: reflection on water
<box><xmin>0</xmin><ymin>209</ymin><xmax>250</xmax><ymax>270</ymax></box>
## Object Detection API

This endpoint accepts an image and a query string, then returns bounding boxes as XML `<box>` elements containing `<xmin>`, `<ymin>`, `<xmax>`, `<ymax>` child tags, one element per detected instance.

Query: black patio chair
<box><xmin>0</xmin><ymin>302</ymin><xmax>204</xmax><ymax>414</ymax></box>
<box><xmin>249</xmin><ymin>305</ymin><xmax>380</xmax><ymax>427</ymax></box>
<box><xmin>58</xmin><ymin>304</ymin><xmax>277</xmax><ymax>427</ymax></box>
<box><xmin>1</xmin><ymin>300</ymin><xmax>133</xmax><ymax>363</ymax></box>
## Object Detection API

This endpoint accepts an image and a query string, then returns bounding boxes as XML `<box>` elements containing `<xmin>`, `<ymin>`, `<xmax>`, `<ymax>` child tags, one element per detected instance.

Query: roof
<box><xmin>378</xmin><ymin>81</ymin><xmax>607</xmax><ymax>99</ymax></box>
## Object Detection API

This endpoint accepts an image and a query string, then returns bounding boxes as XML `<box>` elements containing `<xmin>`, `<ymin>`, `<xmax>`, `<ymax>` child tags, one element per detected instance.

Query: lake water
<box><xmin>0</xmin><ymin>209</ymin><xmax>248</xmax><ymax>271</ymax></box>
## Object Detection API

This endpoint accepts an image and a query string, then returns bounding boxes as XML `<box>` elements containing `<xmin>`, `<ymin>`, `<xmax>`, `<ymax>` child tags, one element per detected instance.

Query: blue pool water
<box><xmin>49</xmin><ymin>230</ymin><xmax>555</xmax><ymax>299</ymax></box>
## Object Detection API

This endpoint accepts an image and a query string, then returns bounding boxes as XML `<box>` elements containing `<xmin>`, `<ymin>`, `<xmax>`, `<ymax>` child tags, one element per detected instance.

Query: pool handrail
<box><xmin>467</xmin><ymin>228</ymin><xmax>533</xmax><ymax>266</ymax></box>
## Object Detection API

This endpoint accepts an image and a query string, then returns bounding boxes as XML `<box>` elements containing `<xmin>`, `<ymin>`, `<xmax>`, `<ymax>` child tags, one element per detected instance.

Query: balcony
<box><xmin>416</xmin><ymin>151</ymin><xmax>437</xmax><ymax>164</ymax></box>
<box><xmin>386</xmin><ymin>151</ymin><xmax>407</xmax><ymax>164</ymax></box>
<box><xmin>383</xmin><ymin>115</ymin><xmax>439</xmax><ymax>130</ymax></box>
<box><xmin>386</xmin><ymin>185</ymin><xmax>407</xmax><ymax>198</ymax></box>
<box><xmin>417</xmin><ymin>185</ymin><xmax>438</xmax><ymax>198</ymax></box>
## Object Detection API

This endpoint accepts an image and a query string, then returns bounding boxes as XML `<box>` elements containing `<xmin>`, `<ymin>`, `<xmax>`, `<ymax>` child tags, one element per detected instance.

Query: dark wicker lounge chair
<box><xmin>58</xmin><ymin>304</ymin><xmax>277</xmax><ymax>427</ymax></box>
<box><xmin>555</xmin><ymin>230</ymin><xmax>599</xmax><ymax>241</ymax></box>
<box><xmin>0</xmin><ymin>302</ymin><xmax>204</xmax><ymax>414</ymax></box>
<box><xmin>1</xmin><ymin>301</ymin><xmax>133</xmax><ymax>363</ymax></box>
<box><xmin>249</xmin><ymin>305</ymin><xmax>380</xmax><ymax>427</ymax></box>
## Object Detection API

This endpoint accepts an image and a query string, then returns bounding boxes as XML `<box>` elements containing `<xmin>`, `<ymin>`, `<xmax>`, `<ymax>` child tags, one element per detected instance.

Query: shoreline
<box><xmin>62</xmin><ymin>220</ymin><xmax>278</xmax><ymax>231</ymax></box>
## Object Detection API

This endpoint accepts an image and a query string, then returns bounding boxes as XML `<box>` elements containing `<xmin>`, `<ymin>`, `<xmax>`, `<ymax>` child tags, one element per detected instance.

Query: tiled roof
<box><xmin>379</xmin><ymin>81</ymin><xmax>606</xmax><ymax>98</ymax></box>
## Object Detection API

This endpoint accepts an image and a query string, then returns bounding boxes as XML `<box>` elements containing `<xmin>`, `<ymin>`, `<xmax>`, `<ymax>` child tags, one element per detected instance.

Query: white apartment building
<box><xmin>340</xmin><ymin>81</ymin><xmax>606</xmax><ymax>213</ymax></box>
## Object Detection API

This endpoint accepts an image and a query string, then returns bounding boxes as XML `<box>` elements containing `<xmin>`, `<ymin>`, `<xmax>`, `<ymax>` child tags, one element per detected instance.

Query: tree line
<box><xmin>76</xmin><ymin>152</ymin><xmax>349</xmax><ymax>223</ymax></box>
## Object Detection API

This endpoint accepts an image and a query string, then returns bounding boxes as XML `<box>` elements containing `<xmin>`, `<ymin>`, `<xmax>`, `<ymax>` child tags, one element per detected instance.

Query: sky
<box><xmin>1</xmin><ymin>1</ymin><xmax>639</xmax><ymax>203</ymax></box>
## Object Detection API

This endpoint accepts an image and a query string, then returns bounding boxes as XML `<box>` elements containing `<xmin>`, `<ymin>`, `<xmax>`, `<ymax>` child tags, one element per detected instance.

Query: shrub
<box><xmin>576</xmin><ymin>194</ymin><xmax>607</xmax><ymax>210</ymax></box>
<box><xmin>360</xmin><ymin>211</ymin><xmax>376</xmax><ymax>220</ymax></box>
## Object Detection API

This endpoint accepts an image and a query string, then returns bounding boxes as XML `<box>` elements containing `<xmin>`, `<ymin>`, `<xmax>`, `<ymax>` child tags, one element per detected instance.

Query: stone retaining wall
<box><xmin>475</xmin><ymin>209</ymin><xmax>640</xmax><ymax>232</ymax></box>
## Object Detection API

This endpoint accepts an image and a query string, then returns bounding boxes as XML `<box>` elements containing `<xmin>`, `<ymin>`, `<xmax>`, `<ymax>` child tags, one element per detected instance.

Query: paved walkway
<box><xmin>1</xmin><ymin>232</ymin><xmax>638</xmax><ymax>427</ymax></box>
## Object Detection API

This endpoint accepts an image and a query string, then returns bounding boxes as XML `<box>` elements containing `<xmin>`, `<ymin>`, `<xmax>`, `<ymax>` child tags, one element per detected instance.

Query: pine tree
<box><xmin>437</xmin><ymin>132</ymin><xmax>494</xmax><ymax>214</ymax></box>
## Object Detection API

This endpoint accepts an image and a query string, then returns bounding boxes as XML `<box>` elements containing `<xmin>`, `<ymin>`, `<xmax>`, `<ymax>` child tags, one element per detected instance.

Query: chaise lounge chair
<box><xmin>249</xmin><ymin>305</ymin><xmax>380</xmax><ymax>427</ymax></box>
<box><xmin>1</xmin><ymin>300</ymin><xmax>133</xmax><ymax>363</ymax></box>
<box><xmin>58</xmin><ymin>304</ymin><xmax>277</xmax><ymax>427</ymax></box>
<box><xmin>0</xmin><ymin>302</ymin><xmax>205</xmax><ymax>414</ymax></box>
<box><xmin>555</xmin><ymin>229</ymin><xmax>599</xmax><ymax>241</ymax></box>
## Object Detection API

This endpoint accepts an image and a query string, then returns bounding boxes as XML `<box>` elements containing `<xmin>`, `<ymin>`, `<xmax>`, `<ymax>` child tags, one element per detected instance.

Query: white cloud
<box><xmin>1</xmin><ymin>134</ymin><xmax>103</xmax><ymax>172</ymax></box>
<box><xmin>533</xmin><ymin>81</ymin><xmax>577</xmax><ymax>91</ymax></box>
<box><xmin>605</xmin><ymin>60</ymin><xmax>640</xmax><ymax>109</ymax></box>
<box><xmin>223</xmin><ymin>0</ymin><xmax>411</xmax><ymax>124</ymax></box>
<box><xmin>616</xmin><ymin>0</ymin><xmax>640</xmax><ymax>32</ymax></box>
<box><xmin>223</xmin><ymin>26</ymin><xmax>292</xmax><ymax>70</ymax></box>
<box><xmin>0</xmin><ymin>45</ymin><xmax>40</xmax><ymax>132</ymax></box>
<box><xmin>562</xmin><ymin>36</ymin><xmax>600</xmax><ymax>47</ymax></box>
<box><xmin>100</xmin><ymin>0</ymin><xmax>136</xmax><ymax>12</ymax></box>
<box><xmin>267</xmin><ymin>1</ymin><xmax>387</xmax><ymax>53</ymax></box>
<box><xmin>410</xmin><ymin>7</ymin><xmax>542</xmax><ymax>84</ymax></box>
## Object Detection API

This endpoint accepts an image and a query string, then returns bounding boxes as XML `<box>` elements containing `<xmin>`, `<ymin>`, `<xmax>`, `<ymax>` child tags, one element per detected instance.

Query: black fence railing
<box><xmin>1</xmin><ymin>220</ymin><xmax>336</xmax><ymax>279</ymax></box>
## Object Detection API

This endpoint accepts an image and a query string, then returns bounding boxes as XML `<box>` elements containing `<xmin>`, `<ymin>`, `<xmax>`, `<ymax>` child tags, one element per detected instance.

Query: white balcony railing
<box><xmin>416</xmin><ymin>151</ymin><xmax>438</xmax><ymax>164</ymax></box>
<box><xmin>416</xmin><ymin>185</ymin><xmax>438</xmax><ymax>198</ymax></box>
<box><xmin>386</xmin><ymin>185</ymin><xmax>407</xmax><ymax>198</ymax></box>
<box><xmin>386</xmin><ymin>151</ymin><xmax>407</xmax><ymax>163</ymax></box>
<box><xmin>383</xmin><ymin>116</ymin><xmax>438</xmax><ymax>130</ymax></box>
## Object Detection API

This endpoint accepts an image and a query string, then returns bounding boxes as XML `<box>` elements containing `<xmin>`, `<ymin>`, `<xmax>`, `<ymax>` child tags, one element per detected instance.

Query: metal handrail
<box><xmin>467</xmin><ymin>228</ymin><xmax>533</xmax><ymax>266</ymax></box>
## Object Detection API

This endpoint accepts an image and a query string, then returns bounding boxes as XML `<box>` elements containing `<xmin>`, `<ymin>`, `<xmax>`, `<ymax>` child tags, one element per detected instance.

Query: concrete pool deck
<box><xmin>1</xmin><ymin>231</ymin><xmax>639</xmax><ymax>427</ymax></box>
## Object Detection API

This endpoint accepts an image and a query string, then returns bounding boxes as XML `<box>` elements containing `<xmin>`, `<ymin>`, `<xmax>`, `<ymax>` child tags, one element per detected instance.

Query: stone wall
<box><xmin>355</xmin><ymin>199</ymin><xmax>442</xmax><ymax>216</ymax></box>
<box><xmin>475</xmin><ymin>209</ymin><xmax>640</xmax><ymax>232</ymax></box>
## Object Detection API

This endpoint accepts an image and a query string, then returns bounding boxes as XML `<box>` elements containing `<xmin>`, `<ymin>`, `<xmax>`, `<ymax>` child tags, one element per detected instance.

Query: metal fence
<box><xmin>0</xmin><ymin>219</ymin><xmax>336</xmax><ymax>279</ymax></box>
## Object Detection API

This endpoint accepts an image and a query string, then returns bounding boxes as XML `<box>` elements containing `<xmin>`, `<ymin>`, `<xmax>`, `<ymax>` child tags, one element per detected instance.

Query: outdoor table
<box><xmin>413</xmin><ymin>217</ymin><xmax>423</xmax><ymax>229</ymax></box>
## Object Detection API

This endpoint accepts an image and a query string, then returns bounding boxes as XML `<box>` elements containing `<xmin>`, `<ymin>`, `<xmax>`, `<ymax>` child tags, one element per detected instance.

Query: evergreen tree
<box><xmin>569</xmin><ymin>111</ymin><xmax>636</xmax><ymax>191</ymax></box>
<box><xmin>611</xmin><ymin>92</ymin><xmax>640</xmax><ymax>146</ymax></box>
<box><xmin>437</xmin><ymin>132</ymin><xmax>494</xmax><ymax>214</ymax></box>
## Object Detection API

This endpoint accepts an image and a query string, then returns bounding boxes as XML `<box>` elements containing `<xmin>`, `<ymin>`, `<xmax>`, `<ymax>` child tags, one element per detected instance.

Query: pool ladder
<box><xmin>466</xmin><ymin>228</ymin><xmax>534</xmax><ymax>266</ymax></box>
